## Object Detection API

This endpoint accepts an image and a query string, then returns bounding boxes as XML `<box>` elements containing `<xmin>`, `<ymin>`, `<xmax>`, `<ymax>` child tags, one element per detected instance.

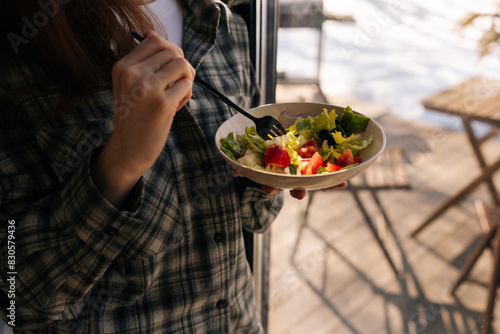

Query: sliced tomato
<box><xmin>301</xmin><ymin>151</ymin><xmax>325</xmax><ymax>175</ymax></box>
<box><xmin>326</xmin><ymin>162</ymin><xmax>341</xmax><ymax>172</ymax></box>
<box><xmin>297</xmin><ymin>139</ymin><xmax>320</xmax><ymax>159</ymax></box>
<box><xmin>354</xmin><ymin>156</ymin><xmax>362</xmax><ymax>164</ymax></box>
<box><xmin>337</xmin><ymin>149</ymin><xmax>354</xmax><ymax>167</ymax></box>
<box><xmin>263</xmin><ymin>145</ymin><xmax>290</xmax><ymax>167</ymax></box>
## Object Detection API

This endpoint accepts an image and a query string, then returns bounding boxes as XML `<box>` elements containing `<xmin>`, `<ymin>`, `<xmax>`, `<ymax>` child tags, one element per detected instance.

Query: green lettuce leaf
<box><xmin>295</xmin><ymin>117</ymin><xmax>312</xmax><ymax>133</ymax></box>
<box><xmin>339</xmin><ymin>106</ymin><xmax>370</xmax><ymax>136</ymax></box>
<box><xmin>338</xmin><ymin>136</ymin><xmax>373</xmax><ymax>156</ymax></box>
<box><xmin>332</xmin><ymin>131</ymin><xmax>373</xmax><ymax>156</ymax></box>
<box><xmin>318</xmin><ymin>141</ymin><xmax>340</xmax><ymax>163</ymax></box>
<box><xmin>238</xmin><ymin>152</ymin><xmax>265</xmax><ymax>170</ymax></box>
<box><xmin>237</xmin><ymin>126</ymin><xmax>267</xmax><ymax>153</ymax></box>
<box><xmin>287</xmin><ymin>117</ymin><xmax>313</xmax><ymax>140</ymax></box>
<box><xmin>332</xmin><ymin>132</ymin><xmax>359</xmax><ymax>146</ymax></box>
<box><xmin>311</xmin><ymin>108</ymin><xmax>336</xmax><ymax>133</ymax></box>
<box><xmin>220</xmin><ymin>132</ymin><xmax>243</xmax><ymax>161</ymax></box>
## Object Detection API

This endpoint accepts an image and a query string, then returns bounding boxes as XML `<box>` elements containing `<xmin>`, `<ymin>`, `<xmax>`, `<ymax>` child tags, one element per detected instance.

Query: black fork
<box><xmin>192</xmin><ymin>76</ymin><xmax>285</xmax><ymax>139</ymax></box>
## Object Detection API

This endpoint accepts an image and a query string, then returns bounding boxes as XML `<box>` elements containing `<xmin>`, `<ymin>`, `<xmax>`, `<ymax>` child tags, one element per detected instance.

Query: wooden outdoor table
<box><xmin>411</xmin><ymin>77</ymin><xmax>500</xmax><ymax>236</ymax></box>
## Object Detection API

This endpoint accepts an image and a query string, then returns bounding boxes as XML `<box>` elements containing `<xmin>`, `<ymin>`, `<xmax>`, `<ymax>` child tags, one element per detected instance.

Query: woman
<box><xmin>0</xmin><ymin>0</ymin><xmax>344</xmax><ymax>332</ymax></box>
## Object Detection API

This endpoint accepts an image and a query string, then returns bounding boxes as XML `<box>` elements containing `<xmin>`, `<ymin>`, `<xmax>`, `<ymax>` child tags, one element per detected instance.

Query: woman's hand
<box><xmin>230</xmin><ymin>170</ymin><xmax>347</xmax><ymax>200</ymax></box>
<box><xmin>91</xmin><ymin>31</ymin><xmax>195</xmax><ymax>207</ymax></box>
<box><xmin>262</xmin><ymin>183</ymin><xmax>347</xmax><ymax>200</ymax></box>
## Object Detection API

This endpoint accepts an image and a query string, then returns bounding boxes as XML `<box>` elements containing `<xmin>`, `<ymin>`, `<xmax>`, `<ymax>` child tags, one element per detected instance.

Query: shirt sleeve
<box><xmin>0</xmin><ymin>101</ymin><xmax>145</xmax><ymax>325</ymax></box>
<box><xmin>238</xmin><ymin>178</ymin><xmax>284</xmax><ymax>233</ymax></box>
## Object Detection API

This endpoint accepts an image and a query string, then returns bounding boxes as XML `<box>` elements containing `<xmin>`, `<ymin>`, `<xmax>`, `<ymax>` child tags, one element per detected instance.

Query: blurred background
<box><xmin>276</xmin><ymin>0</ymin><xmax>500</xmax><ymax>125</ymax></box>
<box><xmin>269</xmin><ymin>0</ymin><xmax>500</xmax><ymax>333</ymax></box>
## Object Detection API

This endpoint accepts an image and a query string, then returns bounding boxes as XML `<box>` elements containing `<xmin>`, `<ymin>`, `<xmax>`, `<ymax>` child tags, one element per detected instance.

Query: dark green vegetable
<box><xmin>339</xmin><ymin>106</ymin><xmax>370</xmax><ymax>136</ymax></box>
<box><xmin>334</xmin><ymin>120</ymin><xmax>347</xmax><ymax>137</ymax></box>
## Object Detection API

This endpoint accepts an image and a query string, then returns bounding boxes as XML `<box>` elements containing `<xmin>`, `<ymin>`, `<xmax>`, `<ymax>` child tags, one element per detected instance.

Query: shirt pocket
<box><xmin>97</xmin><ymin>247</ymin><xmax>173</xmax><ymax>307</ymax></box>
<box><xmin>118</xmin><ymin>164</ymin><xmax>186</xmax><ymax>259</ymax></box>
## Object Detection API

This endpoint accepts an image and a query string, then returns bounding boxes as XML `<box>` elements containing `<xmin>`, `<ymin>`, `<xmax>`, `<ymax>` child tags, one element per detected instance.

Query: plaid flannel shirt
<box><xmin>0</xmin><ymin>0</ymin><xmax>283</xmax><ymax>332</ymax></box>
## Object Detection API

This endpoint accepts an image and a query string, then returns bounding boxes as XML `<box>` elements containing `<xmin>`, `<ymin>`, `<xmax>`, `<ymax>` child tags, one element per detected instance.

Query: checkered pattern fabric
<box><xmin>0</xmin><ymin>0</ymin><xmax>283</xmax><ymax>332</ymax></box>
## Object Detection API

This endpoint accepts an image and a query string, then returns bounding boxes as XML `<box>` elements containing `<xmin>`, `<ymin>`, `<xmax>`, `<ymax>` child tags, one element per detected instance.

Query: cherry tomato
<box><xmin>337</xmin><ymin>149</ymin><xmax>354</xmax><ymax>167</ymax></box>
<box><xmin>263</xmin><ymin>145</ymin><xmax>291</xmax><ymax>167</ymax></box>
<box><xmin>297</xmin><ymin>139</ymin><xmax>320</xmax><ymax>159</ymax></box>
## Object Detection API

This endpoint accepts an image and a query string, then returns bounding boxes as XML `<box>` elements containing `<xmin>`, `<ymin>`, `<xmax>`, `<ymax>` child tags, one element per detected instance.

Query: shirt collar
<box><xmin>181</xmin><ymin>0</ymin><xmax>232</xmax><ymax>69</ymax></box>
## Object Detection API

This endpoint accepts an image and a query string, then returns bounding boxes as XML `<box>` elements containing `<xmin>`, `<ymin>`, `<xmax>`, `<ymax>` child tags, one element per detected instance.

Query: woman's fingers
<box><xmin>144</xmin><ymin>30</ymin><xmax>158</xmax><ymax>39</ymax></box>
<box><xmin>262</xmin><ymin>185</ymin><xmax>282</xmax><ymax>196</ymax></box>
<box><xmin>147</xmin><ymin>56</ymin><xmax>195</xmax><ymax>91</ymax></box>
<box><xmin>166</xmin><ymin>77</ymin><xmax>193</xmax><ymax>111</ymax></box>
<box><xmin>320</xmin><ymin>182</ymin><xmax>347</xmax><ymax>191</ymax></box>
<box><xmin>289</xmin><ymin>182</ymin><xmax>347</xmax><ymax>200</ymax></box>
<box><xmin>140</xmin><ymin>48</ymin><xmax>185</xmax><ymax>75</ymax></box>
<box><xmin>261</xmin><ymin>187</ymin><xmax>306</xmax><ymax>200</ymax></box>
<box><xmin>231</xmin><ymin>170</ymin><xmax>244</xmax><ymax>177</ymax></box>
<box><xmin>289</xmin><ymin>189</ymin><xmax>306</xmax><ymax>200</ymax></box>
<box><xmin>121</xmin><ymin>31</ymin><xmax>184</xmax><ymax>67</ymax></box>
<box><xmin>231</xmin><ymin>169</ymin><xmax>347</xmax><ymax>199</ymax></box>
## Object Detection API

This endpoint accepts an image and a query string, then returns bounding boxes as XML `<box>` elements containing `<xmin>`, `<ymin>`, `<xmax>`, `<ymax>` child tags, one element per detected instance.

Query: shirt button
<box><xmin>213</xmin><ymin>233</ymin><xmax>226</xmax><ymax>243</ymax></box>
<box><xmin>104</xmin><ymin>226</ymin><xmax>119</xmax><ymax>237</ymax></box>
<box><xmin>216</xmin><ymin>300</ymin><xmax>228</xmax><ymax>309</ymax></box>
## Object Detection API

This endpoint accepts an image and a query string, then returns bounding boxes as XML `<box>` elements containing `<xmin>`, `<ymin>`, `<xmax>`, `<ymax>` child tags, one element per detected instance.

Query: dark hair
<box><xmin>1</xmin><ymin>0</ymin><xmax>161</xmax><ymax>118</ymax></box>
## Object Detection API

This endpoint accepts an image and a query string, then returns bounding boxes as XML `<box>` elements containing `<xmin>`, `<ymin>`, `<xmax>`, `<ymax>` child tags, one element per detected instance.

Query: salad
<box><xmin>219</xmin><ymin>106</ymin><xmax>373</xmax><ymax>175</ymax></box>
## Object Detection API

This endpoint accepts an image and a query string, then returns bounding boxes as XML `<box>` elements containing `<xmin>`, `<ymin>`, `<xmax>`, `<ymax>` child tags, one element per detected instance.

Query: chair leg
<box><xmin>301</xmin><ymin>191</ymin><xmax>316</xmax><ymax>226</ymax></box>
<box><xmin>290</xmin><ymin>192</ymin><xmax>317</xmax><ymax>263</ymax></box>
<box><xmin>451</xmin><ymin>226</ymin><xmax>497</xmax><ymax>294</ymax></box>
<box><xmin>350</xmin><ymin>189</ymin><xmax>399</xmax><ymax>277</ymax></box>
<box><xmin>482</xmin><ymin>227</ymin><xmax>500</xmax><ymax>334</ymax></box>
